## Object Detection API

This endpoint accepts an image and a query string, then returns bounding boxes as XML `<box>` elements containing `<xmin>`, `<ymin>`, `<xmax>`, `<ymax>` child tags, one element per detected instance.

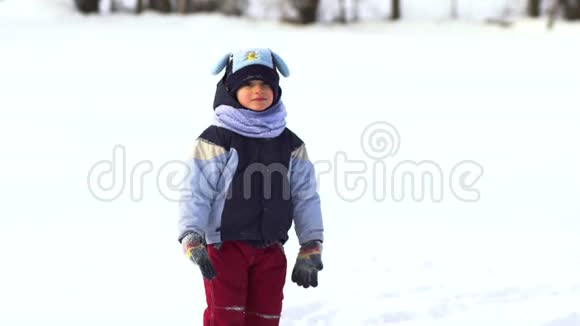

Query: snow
<box><xmin>1</xmin><ymin>1</ymin><xmax>580</xmax><ymax>325</ymax></box>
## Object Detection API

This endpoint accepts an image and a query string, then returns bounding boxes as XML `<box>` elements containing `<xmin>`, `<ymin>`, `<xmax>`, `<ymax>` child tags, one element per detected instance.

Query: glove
<box><xmin>291</xmin><ymin>240</ymin><xmax>323</xmax><ymax>288</ymax></box>
<box><xmin>182</xmin><ymin>232</ymin><xmax>217</xmax><ymax>280</ymax></box>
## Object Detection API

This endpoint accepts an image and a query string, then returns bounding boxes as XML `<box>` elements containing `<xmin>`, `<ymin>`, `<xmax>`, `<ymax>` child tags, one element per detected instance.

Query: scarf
<box><xmin>213</xmin><ymin>101</ymin><xmax>287</xmax><ymax>138</ymax></box>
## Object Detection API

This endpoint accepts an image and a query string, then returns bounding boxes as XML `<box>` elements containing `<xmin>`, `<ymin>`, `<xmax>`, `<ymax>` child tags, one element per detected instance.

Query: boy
<box><xmin>178</xmin><ymin>48</ymin><xmax>324</xmax><ymax>326</ymax></box>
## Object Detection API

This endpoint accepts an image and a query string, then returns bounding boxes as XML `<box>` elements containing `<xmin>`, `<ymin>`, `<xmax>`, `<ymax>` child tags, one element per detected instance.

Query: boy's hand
<box><xmin>291</xmin><ymin>240</ymin><xmax>323</xmax><ymax>288</ymax></box>
<box><xmin>182</xmin><ymin>232</ymin><xmax>217</xmax><ymax>280</ymax></box>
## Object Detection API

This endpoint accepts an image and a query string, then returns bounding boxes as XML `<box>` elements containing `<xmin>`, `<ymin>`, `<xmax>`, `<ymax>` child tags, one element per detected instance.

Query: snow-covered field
<box><xmin>1</xmin><ymin>1</ymin><xmax>580</xmax><ymax>325</ymax></box>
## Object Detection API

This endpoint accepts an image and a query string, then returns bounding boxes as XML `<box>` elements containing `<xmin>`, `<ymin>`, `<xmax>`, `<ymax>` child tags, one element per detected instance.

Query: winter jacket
<box><xmin>178</xmin><ymin>125</ymin><xmax>324</xmax><ymax>246</ymax></box>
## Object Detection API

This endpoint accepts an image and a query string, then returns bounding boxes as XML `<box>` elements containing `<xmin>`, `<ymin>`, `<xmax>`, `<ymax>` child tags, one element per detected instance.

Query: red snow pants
<box><xmin>202</xmin><ymin>241</ymin><xmax>287</xmax><ymax>326</ymax></box>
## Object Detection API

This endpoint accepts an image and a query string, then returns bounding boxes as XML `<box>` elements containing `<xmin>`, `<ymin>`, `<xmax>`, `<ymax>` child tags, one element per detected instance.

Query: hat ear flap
<box><xmin>271</xmin><ymin>51</ymin><xmax>290</xmax><ymax>77</ymax></box>
<box><xmin>211</xmin><ymin>52</ymin><xmax>232</xmax><ymax>75</ymax></box>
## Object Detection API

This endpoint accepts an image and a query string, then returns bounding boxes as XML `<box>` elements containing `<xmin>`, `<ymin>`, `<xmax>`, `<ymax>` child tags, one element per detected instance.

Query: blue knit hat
<box><xmin>212</xmin><ymin>48</ymin><xmax>290</xmax><ymax>97</ymax></box>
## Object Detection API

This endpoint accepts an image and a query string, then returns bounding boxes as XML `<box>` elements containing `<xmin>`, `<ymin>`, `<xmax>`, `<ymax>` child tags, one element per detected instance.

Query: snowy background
<box><xmin>1</xmin><ymin>1</ymin><xmax>580</xmax><ymax>325</ymax></box>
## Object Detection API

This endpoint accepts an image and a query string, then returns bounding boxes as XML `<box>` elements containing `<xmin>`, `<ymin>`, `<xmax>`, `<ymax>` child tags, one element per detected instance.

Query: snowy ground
<box><xmin>1</xmin><ymin>1</ymin><xmax>580</xmax><ymax>325</ymax></box>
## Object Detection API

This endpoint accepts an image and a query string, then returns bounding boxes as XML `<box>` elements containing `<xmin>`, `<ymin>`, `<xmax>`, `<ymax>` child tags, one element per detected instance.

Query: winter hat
<box><xmin>212</xmin><ymin>48</ymin><xmax>290</xmax><ymax>109</ymax></box>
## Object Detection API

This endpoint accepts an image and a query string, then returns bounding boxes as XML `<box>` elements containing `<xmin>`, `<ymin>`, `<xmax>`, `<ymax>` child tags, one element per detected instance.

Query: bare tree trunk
<box><xmin>527</xmin><ymin>0</ymin><xmax>542</xmax><ymax>17</ymax></box>
<box><xmin>563</xmin><ymin>0</ymin><xmax>580</xmax><ymax>19</ymax></box>
<box><xmin>337</xmin><ymin>0</ymin><xmax>347</xmax><ymax>23</ymax></box>
<box><xmin>548</xmin><ymin>0</ymin><xmax>580</xmax><ymax>26</ymax></box>
<box><xmin>352</xmin><ymin>0</ymin><xmax>360</xmax><ymax>22</ymax></box>
<box><xmin>74</xmin><ymin>0</ymin><xmax>99</xmax><ymax>13</ymax></box>
<box><xmin>135</xmin><ymin>0</ymin><xmax>144</xmax><ymax>13</ymax></box>
<box><xmin>149</xmin><ymin>0</ymin><xmax>171</xmax><ymax>12</ymax></box>
<box><xmin>216</xmin><ymin>0</ymin><xmax>248</xmax><ymax>16</ymax></box>
<box><xmin>289</xmin><ymin>0</ymin><xmax>320</xmax><ymax>24</ymax></box>
<box><xmin>450</xmin><ymin>0</ymin><xmax>458</xmax><ymax>19</ymax></box>
<box><xmin>547</xmin><ymin>0</ymin><xmax>562</xmax><ymax>28</ymax></box>
<box><xmin>390</xmin><ymin>0</ymin><xmax>400</xmax><ymax>20</ymax></box>
<box><xmin>176</xmin><ymin>0</ymin><xmax>189</xmax><ymax>13</ymax></box>
<box><xmin>188</xmin><ymin>0</ymin><xmax>217</xmax><ymax>12</ymax></box>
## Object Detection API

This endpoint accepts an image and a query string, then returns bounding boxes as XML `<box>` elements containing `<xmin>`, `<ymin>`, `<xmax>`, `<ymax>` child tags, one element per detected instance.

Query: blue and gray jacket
<box><xmin>178</xmin><ymin>125</ymin><xmax>324</xmax><ymax>246</ymax></box>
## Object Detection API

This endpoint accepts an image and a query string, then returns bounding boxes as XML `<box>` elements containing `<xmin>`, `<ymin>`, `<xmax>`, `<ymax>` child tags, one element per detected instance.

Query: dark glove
<box><xmin>182</xmin><ymin>232</ymin><xmax>217</xmax><ymax>280</ymax></box>
<box><xmin>291</xmin><ymin>240</ymin><xmax>323</xmax><ymax>288</ymax></box>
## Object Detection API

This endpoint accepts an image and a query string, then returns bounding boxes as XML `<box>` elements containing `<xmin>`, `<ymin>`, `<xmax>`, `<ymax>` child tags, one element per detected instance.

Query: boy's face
<box><xmin>235</xmin><ymin>80</ymin><xmax>274</xmax><ymax>112</ymax></box>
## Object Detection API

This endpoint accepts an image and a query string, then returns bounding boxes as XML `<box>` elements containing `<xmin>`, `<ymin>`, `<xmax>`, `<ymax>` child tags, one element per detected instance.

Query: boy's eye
<box><xmin>241</xmin><ymin>80</ymin><xmax>271</xmax><ymax>89</ymax></box>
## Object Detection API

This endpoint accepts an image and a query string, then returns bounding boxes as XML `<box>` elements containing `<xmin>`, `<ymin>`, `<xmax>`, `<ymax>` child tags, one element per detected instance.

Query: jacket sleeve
<box><xmin>177</xmin><ymin>138</ymin><xmax>227</xmax><ymax>242</ymax></box>
<box><xmin>290</xmin><ymin>143</ymin><xmax>324</xmax><ymax>245</ymax></box>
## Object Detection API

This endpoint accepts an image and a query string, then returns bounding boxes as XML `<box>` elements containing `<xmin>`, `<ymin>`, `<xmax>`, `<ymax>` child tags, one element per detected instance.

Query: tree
<box><xmin>136</xmin><ymin>0</ymin><xmax>144</xmax><ymax>13</ymax></box>
<box><xmin>216</xmin><ymin>0</ymin><xmax>248</xmax><ymax>16</ymax></box>
<box><xmin>333</xmin><ymin>0</ymin><xmax>361</xmax><ymax>24</ymax></box>
<box><xmin>527</xmin><ymin>0</ymin><xmax>541</xmax><ymax>17</ymax></box>
<box><xmin>562</xmin><ymin>0</ymin><xmax>580</xmax><ymax>19</ymax></box>
<box><xmin>337</xmin><ymin>0</ymin><xmax>347</xmax><ymax>23</ymax></box>
<box><xmin>390</xmin><ymin>0</ymin><xmax>400</xmax><ymax>20</ymax></box>
<box><xmin>548</xmin><ymin>0</ymin><xmax>580</xmax><ymax>28</ymax></box>
<box><xmin>288</xmin><ymin>0</ymin><xmax>320</xmax><ymax>24</ymax></box>
<box><xmin>74</xmin><ymin>0</ymin><xmax>99</xmax><ymax>13</ymax></box>
<box><xmin>352</xmin><ymin>0</ymin><xmax>360</xmax><ymax>22</ymax></box>
<box><xmin>450</xmin><ymin>0</ymin><xmax>458</xmax><ymax>19</ymax></box>
<box><xmin>149</xmin><ymin>0</ymin><xmax>171</xmax><ymax>13</ymax></box>
<box><xmin>175</xmin><ymin>0</ymin><xmax>246</xmax><ymax>15</ymax></box>
<box><xmin>176</xmin><ymin>0</ymin><xmax>189</xmax><ymax>13</ymax></box>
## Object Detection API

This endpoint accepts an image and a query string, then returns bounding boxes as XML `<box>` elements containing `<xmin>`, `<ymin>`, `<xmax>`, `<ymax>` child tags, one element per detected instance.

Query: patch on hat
<box><xmin>231</xmin><ymin>49</ymin><xmax>274</xmax><ymax>73</ymax></box>
<box><xmin>245</xmin><ymin>51</ymin><xmax>259</xmax><ymax>61</ymax></box>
